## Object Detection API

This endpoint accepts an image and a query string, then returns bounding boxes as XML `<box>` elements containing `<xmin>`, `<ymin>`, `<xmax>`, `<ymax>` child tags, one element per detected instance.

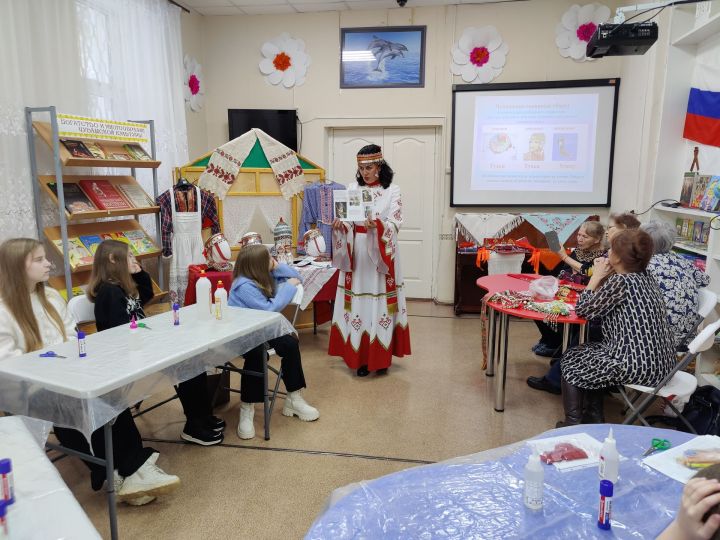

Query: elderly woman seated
<box><xmin>557</xmin><ymin>229</ymin><xmax>676</xmax><ymax>427</ymax></box>
<box><xmin>641</xmin><ymin>220</ymin><xmax>710</xmax><ymax>350</ymax></box>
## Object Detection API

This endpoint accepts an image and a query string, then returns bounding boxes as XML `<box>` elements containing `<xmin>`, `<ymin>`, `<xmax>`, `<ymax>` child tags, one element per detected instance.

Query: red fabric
<box><xmin>328</xmin><ymin>323</ymin><xmax>411</xmax><ymax>371</ymax></box>
<box><xmin>184</xmin><ymin>264</ymin><xmax>232</xmax><ymax>305</ymax></box>
<box><xmin>684</xmin><ymin>112</ymin><xmax>720</xmax><ymax>147</ymax></box>
<box><xmin>313</xmin><ymin>272</ymin><xmax>339</xmax><ymax>326</ymax></box>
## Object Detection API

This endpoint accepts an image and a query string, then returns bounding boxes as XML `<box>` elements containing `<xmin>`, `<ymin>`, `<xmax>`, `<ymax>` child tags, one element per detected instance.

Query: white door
<box><xmin>330</xmin><ymin>127</ymin><xmax>437</xmax><ymax>299</ymax></box>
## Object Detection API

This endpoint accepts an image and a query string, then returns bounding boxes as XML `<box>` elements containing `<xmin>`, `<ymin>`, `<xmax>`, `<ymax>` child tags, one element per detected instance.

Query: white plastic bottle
<box><xmin>195</xmin><ymin>270</ymin><xmax>212</xmax><ymax>318</ymax></box>
<box><xmin>523</xmin><ymin>451</ymin><xmax>544</xmax><ymax>510</ymax></box>
<box><xmin>599</xmin><ymin>428</ymin><xmax>619</xmax><ymax>484</ymax></box>
<box><xmin>214</xmin><ymin>281</ymin><xmax>228</xmax><ymax>320</ymax></box>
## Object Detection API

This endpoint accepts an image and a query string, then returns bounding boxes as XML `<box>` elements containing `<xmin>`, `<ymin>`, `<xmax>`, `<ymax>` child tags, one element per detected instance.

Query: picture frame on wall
<box><xmin>340</xmin><ymin>26</ymin><xmax>426</xmax><ymax>89</ymax></box>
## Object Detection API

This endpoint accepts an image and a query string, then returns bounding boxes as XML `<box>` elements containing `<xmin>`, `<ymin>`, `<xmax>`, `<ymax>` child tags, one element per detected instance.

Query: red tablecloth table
<box><xmin>184</xmin><ymin>264</ymin><xmax>340</xmax><ymax>332</ymax></box>
<box><xmin>476</xmin><ymin>274</ymin><xmax>586</xmax><ymax>412</ymax></box>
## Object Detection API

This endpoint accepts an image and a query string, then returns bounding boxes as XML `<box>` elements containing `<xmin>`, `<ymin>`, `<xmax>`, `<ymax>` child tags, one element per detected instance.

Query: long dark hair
<box><xmin>355</xmin><ymin>144</ymin><xmax>394</xmax><ymax>189</ymax></box>
<box><xmin>87</xmin><ymin>240</ymin><xmax>138</xmax><ymax>302</ymax></box>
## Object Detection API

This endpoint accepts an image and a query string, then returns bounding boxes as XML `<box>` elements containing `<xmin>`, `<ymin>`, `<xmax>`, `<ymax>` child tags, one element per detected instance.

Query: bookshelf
<box><xmin>26</xmin><ymin>107</ymin><xmax>166</xmax><ymax>302</ymax></box>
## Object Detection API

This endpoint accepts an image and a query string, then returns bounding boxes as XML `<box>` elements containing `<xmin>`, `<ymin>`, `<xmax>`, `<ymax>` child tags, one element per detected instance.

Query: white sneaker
<box><xmin>237</xmin><ymin>402</ymin><xmax>255</xmax><ymax>439</ymax></box>
<box><xmin>113</xmin><ymin>470</ymin><xmax>156</xmax><ymax>506</ymax></box>
<box><xmin>283</xmin><ymin>390</ymin><xmax>319</xmax><ymax>421</ymax></box>
<box><xmin>118</xmin><ymin>459</ymin><xmax>180</xmax><ymax>501</ymax></box>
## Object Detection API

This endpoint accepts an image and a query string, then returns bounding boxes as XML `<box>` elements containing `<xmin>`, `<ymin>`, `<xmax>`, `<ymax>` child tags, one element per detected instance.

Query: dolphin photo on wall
<box><xmin>340</xmin><ymin>26</ymin><xmax>426</xmax><ymax>89</ymax></box>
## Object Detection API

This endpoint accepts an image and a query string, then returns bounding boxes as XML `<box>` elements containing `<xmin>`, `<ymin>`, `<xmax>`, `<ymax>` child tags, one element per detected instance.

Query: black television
<box><xmin>228</xmin><ymin>109</ymin><xmax>298</xmax><ymax>150</ymax></box>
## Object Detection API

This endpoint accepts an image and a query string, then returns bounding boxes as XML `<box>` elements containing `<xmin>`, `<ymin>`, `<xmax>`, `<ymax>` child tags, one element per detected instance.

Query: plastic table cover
<box><xmin>0</xmin><ymin>416</ymin><xmax>100</xmax><ymax>540</ymax></box>
<box><xmin>0</xmin><ymin>304</ymin><xmax>293</xmax><ymax>439</ymax></box>
<box><xmin>306</xmin><ymin>424</ymin><xmax>696</xmax><ymax>540</ymax></box>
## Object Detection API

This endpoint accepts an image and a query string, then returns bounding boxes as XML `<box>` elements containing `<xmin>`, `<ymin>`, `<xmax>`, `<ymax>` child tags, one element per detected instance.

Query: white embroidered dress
<box><xmin>329</xmin><ymin>182</ymin><xmax>411</xmax><ymax>371</ymax></box>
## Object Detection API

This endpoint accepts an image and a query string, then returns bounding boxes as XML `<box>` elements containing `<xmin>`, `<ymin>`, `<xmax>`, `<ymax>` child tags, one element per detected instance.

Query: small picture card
<box><xmin>333</xmin><ymin>189</ymin><xmax>366</xmax><ymax>221</ymax></box>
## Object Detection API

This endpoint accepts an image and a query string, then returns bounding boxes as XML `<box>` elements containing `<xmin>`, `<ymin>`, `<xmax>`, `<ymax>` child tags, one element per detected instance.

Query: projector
<box><xmin>586</xmin><ymin>22</ymin><xmax>658</xmax><ymax>59</ymax></box>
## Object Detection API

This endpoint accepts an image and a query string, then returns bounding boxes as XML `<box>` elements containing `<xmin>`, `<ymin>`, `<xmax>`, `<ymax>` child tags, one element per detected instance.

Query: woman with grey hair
<box><xmin>641</xmin><ymin>220</ymin><xmax>710</xmax><ymax>350</ymax></box>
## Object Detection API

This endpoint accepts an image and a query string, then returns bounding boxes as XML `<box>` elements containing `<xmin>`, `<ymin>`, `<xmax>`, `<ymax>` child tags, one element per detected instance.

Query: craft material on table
<box><xmin>526</xmin><ymin>432</ymin><xmax>622</xmax><ymax>472</ymax></box>
<box><xmin>38</xmin><ymin>351</ymin><xmax>66</xmax><ymax>359</ymax></box>
<box><xmin>642</xmin><ymin>438</ymin><xmax>671</xmax><ymax>457</ymax></box>
<box><xmin>644</xmin><ymin>435</ymin><xmax>720</xmax><ymax>483</ymax></box>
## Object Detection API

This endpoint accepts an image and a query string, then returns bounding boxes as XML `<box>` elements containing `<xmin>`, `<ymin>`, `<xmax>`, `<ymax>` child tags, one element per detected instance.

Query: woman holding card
<box><xmin>329</xmin><ymin>144</ymin><xmax>411</xmax><ymax>377</ymax></box>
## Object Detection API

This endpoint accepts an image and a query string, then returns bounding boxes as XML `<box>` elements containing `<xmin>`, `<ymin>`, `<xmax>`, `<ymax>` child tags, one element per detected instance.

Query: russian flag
<box><xmin>684</xmin><ymin>87</ymin><xmax>720</xmax><ymax>147</ymax></box>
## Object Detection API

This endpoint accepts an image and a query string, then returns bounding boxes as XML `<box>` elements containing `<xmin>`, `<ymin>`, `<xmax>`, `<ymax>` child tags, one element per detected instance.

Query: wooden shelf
<box><xmin>45</xmin><ymin>219</ymin><xmax>161</xmax><ymax>273</ymax></box>
<box><xmin>673</xmin><ymin>11</ymin><xmax>720</xmax><ymax>46</ymax></box>
<box><xmin>48</xmin><ymin>273</ymin><xmax>167</xmax><ymax>306</ymax></box>
<box><xmin>32</xmin><ymin>121</ymin><xmax>161</xmax><ymax>169</ymax></box>
<box><xmin>655</xmin><ymin>206</ymin><xmax>717</xmax><ymax>219</ymax></box>
<box><xmin>38</xmin><ymin>175</ymin><xmax>159</xmax><ymax>221</ymax></box>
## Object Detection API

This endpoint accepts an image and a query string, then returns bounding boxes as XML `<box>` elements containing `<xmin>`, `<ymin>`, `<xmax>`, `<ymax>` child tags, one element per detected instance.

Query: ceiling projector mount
<box><xmin>586</xmin><ymin>0</ymin><xmax>705</xmax><ymax>59</ymax></box>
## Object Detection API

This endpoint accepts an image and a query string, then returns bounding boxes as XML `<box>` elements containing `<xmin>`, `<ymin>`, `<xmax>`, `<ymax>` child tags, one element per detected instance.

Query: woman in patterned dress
<box><xmin>641</xmin><ymin>220</ymin><xmax>710</xmax><ymax>350</ymax></box>
<box><xmin>329</xmin><ymin>144</ymin><xmax>411</xmax><ymax>377</ymax></box>
<box><xmin>558</xmin><ymin>229</ymin><xmax>676</xmax><ymax>427</ymax></box>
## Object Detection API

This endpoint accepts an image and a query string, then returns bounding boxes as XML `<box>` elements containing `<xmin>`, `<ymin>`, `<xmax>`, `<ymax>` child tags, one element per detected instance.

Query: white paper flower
<box><xmin>259</xmin><ymin>33</ymin><xmax>311</xmax><ymax>88</ymax></box>
<box><xmin>555</xmin><ymin>3</ymin><xmax>611</xmax><ymax>62</ymax></box>
<box><xmin>450</xmin><ymin>26</ymin><xmax>508</xmax><ymax>84</ymax></box>
<box><xmin>183</xmin><ymin>55</ymin><xmax>204</xmax><ymax>112</ymax></box>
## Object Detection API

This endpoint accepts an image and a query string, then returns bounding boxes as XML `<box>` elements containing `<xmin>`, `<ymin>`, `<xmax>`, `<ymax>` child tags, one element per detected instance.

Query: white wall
<box><xmin>181</xmin><ymin>11</ymin><xmax>208</xmax><ymax>159</ymax></box>
<box><xmin>181</xmin><ymin>0</ymin><xmax>651</xmax><ymax>303</ymax></box>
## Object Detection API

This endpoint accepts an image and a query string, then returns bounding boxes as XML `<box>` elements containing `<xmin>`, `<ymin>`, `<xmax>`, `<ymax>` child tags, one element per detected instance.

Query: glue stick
<box><xmin>0</xmin><ymin>459</ymin><xmax>14</xmax><ymax>505</ymax></box>
<box><xmin>77</xmin><ymin>330</ymin><xmax>87</xmax><ymax>358</ymax></box>
<box><xmin>173</xmin><ymin>303</ymin><xmax>180</xmax><ymax>326</ymax></box>
<box><xmin>597</xmin><ymin>480</ymin><xmax>613</xmax><ymax>530</ymax></box>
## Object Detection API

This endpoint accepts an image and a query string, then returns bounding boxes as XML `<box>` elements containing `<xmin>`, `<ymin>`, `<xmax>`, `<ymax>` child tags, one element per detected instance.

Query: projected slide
<box><xmin>470</xmin><ymin>94</ymin><xmax>598</xmax><ymax>192</ymax></box>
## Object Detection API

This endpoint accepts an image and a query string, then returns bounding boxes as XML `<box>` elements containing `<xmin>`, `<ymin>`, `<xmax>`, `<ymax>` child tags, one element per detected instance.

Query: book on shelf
<box><xmin>676</xmin><ymin>218</ymin><xmax>684</xmax><ymax>236</ymax></box>
<box><xmin>115</xmin><ymin>183</ymin><xmax>154</xmax><ymax>208</ymax></box>
<box><xmin>693</xmin><ymin>221</ymin><xmax>705</xmax><ymax>244</ymax></box>
<box><xmin>681</xmin><ymin>219</ymin><xmax>690</xmax><ymax>239</ymax></box>
<box><xmin>690</xmin><ymin>174</ymin><xmax>711</xmax><ymax>209</ymax></box>
<box><xmin>53</xmin><ymin>238</ymin><xmax>93</xmax><ymax>269</ymax></box>
<box><xmin>84</xmin><ymin>142</ymin><xmax>106</xmax><ymax>159</ymax></box>
<box><xmin>123</xmin><ymin>144</ymin><xmax>151</xmax><ymax>161</ymax></box>
<box><xmin>61</xmin><ymin>139</ymin><xmax>94</xmax><ymax>159</ymax></box>
<box><xmin>699</xmin><ymin>175</ymin><xmax>720</xmax><ymax>212</ymax></box>
<box><xmin>57</xmin><ymin>285</ymin><xmax>87</xmax><ymax>301</ymax></box>
<box><xmin>680</xmin><ymin>172</ymin><xmax>697</xmax><ymax>206</ymax></box>
<box><xmin>702</xmin><ymin>223</ymin><xmax>710</xmax><ymax>244</ymax></box>
<box><xmin>123</xmin><ymin>230</ymin><xmax>158</xmax><ymax>255</ymax></box>
<box><xmin>111</xmin><ymin>151</ymin><xmax>132</xmax><ymax>160</ymax></box>
<box><xmin>78</xmin><ymin>179</ymin><xmax>132</xmax><ymax>210</ymax></box>
<box><xmin>79</xmin><ymin>234</ymin><xmax>102</xmax><ymax>255</ymax></box>
<box><xmin>100</xmin><ymin>232</ymin><xmax>137</xmax><ymax>254</ymax></box>
<box><xmin>46</xmin><ymin>182</ymin><xmax>97</xmax><ymax>214</ymax></box>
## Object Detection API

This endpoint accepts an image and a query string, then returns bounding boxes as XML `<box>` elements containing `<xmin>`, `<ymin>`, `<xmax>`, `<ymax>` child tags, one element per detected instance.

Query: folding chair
<box><xmin>620</xmin><ymin>317</ymin><xmax>720</xmax><ymax>433</ymax></box>
<box><xmin>214</xmin><ymin>284</ymin><xmax>304</xmax><ymax>441</ymax></box>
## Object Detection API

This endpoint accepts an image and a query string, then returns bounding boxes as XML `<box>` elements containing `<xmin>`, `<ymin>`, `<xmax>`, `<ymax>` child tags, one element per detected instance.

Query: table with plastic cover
<box><xmin>305</xmin><ymin>423</ymin><xmax>695</xmax><ymax>540</ymax></box>
<box><xmin>0</xmin><ymin>416</ymin><xmax>100</xmax><ymax>540</ymax></box>
<box><xmin>0</xmin><ymin>304</ymin><xmax>293</xmax><ymax>540</ymax></box>
<box><xmin>476</xmin><ymin>274</ymin><xmax>587</xmax><ymax>412</ymax></box>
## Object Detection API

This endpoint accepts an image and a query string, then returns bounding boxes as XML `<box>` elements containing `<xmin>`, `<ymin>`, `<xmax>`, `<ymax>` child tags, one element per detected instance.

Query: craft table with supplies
<box><xmin>306</xmin><ymin>424</ymin><xmax>695</xmax><ymax>540</ymax></box>
<box><xmin>0</xmin><ymin>416</ymin><xmax>100</xmax><ymax>540</ymax></box>
<box><xmin>0</xmin><ymin>304</ymin><xmax>292</xmax><ymax>540</ymax></box>
<box><xmin>477</xmin><ymin>273</ymin><xmax>586</xmax><ymax>411</ymax></box>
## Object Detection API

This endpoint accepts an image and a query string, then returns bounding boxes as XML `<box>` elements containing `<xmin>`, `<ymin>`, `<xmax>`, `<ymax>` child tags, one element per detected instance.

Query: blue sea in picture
<box><xmin>343</xmin><ymin>51</ymin><xmax>422</xmax><ymax>86</ymax></box>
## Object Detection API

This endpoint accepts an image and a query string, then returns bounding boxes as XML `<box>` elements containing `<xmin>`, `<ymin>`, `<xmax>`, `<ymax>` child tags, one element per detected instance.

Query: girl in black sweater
<box><xmin>88</xmin><ymin>240</ymin><xmax>224</xmax><ymax>446</ymax></box>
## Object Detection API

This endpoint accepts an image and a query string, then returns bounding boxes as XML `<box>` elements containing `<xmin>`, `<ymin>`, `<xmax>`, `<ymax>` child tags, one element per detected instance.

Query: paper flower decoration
<box><xmin>259</xmin><ymin>33</ymin><xmax>311</xmax><ymax>88</ymax></box>
<box><xmin>183</xmin><ymin>55</ymin><xmax>204</xmax><ymax>112</ymax></box>
<box><xmin>450</xmin><ymin>26</ymin><xmax>508</xmax><ymax>84</ymax></box>
<box><xmin>555</xmin><ymin>3</ymin><xmax>611</xmax><ymax>62</ymax></box>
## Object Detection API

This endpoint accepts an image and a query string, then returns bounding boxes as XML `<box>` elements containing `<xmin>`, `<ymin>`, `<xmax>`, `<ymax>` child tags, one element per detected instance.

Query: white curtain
<box><xmin>0</xmin><ymin>0</ymin><xmax>187</xmax><ymax>242</ymax></box>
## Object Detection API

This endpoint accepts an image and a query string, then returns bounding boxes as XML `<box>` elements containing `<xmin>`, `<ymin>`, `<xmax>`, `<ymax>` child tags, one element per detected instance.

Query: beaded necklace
<box><xmin>487</xmin><ymin>290</ymin><xmax>571</xmax><ymax>329</ymax></box>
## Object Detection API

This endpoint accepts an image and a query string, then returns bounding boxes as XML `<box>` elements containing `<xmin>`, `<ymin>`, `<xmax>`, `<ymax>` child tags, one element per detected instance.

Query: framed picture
<box><xmin>340</xmin><ymin>26</ymin><xmax>426</xmax><ymax>89</ymax></box>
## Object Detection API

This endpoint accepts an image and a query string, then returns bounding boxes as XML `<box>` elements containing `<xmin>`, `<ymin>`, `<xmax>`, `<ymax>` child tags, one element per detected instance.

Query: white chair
<box><xmin>67</xmin><ymin>294</ymin><xmax>95</xmax><ymax>325</ymax></box>
<box><xmin>215</xmin><ymin>284</ymin><xmax>304</xmax><ymax>441</ymax></box>
<box><xmin>621</xmin><ymin>317</ymin><xmax>720</xmax><ymax>433</ymax></box>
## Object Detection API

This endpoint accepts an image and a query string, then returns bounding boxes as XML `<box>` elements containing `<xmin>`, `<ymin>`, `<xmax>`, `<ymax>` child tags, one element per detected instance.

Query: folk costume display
<box><xmin>329</xmin><ymin>146</ymin><xmax>411</xmax><ymax>375</ymax></box>
<box><xmin>157</xmin><ymin>184</ymin><xmax>220</xmax><ymax>304</ymax></box>
<box><xmin>298</xmin><ymin>180</ymin><xmax>345</xmax><ymax>256</ymax></box>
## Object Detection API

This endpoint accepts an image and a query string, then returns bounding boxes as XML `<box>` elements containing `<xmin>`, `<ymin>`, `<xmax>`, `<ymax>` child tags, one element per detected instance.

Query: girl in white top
<box><xmin>0</xmin><ymin>238</ymin><xmax>179</xmax><ymax>506</ymax></box>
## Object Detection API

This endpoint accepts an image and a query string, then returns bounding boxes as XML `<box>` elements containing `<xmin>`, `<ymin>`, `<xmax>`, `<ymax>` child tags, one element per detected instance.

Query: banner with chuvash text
<box><xmin>57</xmin><ymin>113</ymin><xmax>150</xmax><ymax>144</ymax></box>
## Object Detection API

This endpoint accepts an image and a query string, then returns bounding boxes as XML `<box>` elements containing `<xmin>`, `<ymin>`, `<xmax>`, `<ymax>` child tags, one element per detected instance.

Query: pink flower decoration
<box><xmin>470</xmin><ymin>47</ymin><xmax>490</xmax><ymax>67</ymax></box>
<box><xmin>576</xmin><ymin>22</ymin><xmax>597</xmax><ymax>42</ymax></box>
<box><xmin>188</xmin><ymin>74</ymin><xmax>200</xmax><ymax>95</ymax></box>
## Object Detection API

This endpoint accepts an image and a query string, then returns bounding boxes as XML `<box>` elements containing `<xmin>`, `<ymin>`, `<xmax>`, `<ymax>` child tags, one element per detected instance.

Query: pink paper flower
<box><xmin>183</xmin><ymin>55</ymin><xmax>204</xmax><ymax>111</ymax></box>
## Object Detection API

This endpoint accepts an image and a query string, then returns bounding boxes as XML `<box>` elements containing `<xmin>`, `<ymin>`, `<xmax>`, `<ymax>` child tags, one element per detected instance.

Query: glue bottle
<box><xmin>172</xmin><ymin>303</ymin><xmax>180</xmax><ymax>326</ymax></box>
<box><xmin>0</xmin><ymin>459</ymin><xmax>14</xmax><ymax>505</ymax></box>
<box><xmin>599</xmin><ymin>428</ymin><xmax>619</xmax><ymax>484</ymax></box>
<box><xmin>597</xmin><ymin>479</ymin><xmax>613</xmax><ymax>530</ymax></box>
<box><xmin>214</xmin><ymin>281</ymin><xmax>227</xmax><ymax>320</ymax></box>
<box><xmin>523</xmin><ymin>451</ymin><xmax>544</xmax><ymax>511</ymax></box>
<box><xmin>77</xmin><ymin>330</ymin><xmax>87</xmax><ymax>358</ymax></box>
<box><xmin>195</xmin><ymin>270</ymin><xmax>212</xmax><ymax>318</ymax></box>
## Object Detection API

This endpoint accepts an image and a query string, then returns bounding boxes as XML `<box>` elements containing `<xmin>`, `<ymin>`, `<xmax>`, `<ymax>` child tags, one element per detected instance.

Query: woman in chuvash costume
<box><xmin>329</xmin><ymin>144</ymin><xmax>411</xmax><ymax>377</ymax></box>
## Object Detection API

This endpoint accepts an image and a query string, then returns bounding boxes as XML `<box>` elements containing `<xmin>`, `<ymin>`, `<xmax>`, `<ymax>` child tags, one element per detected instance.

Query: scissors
<box><xmin>39</xmin><ymin>351</ymin><xmax>66</xmax><ymax>359</ymax></box>
<box><xmin>643</xmin><ymin>438</ymin><xmax>671</xmax><ymax>457</ymax></box>
<box><xmin>137</xmin><ymin>322</ymin><xmax>151</xmax><ymax>330</ymax></box>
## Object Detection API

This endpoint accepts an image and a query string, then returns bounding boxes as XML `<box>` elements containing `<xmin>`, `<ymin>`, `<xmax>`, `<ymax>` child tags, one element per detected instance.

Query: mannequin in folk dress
<box><xmin>329</xmin><ymin>144</ymin><xmax>411</xmax><ymax>377</ymax></box>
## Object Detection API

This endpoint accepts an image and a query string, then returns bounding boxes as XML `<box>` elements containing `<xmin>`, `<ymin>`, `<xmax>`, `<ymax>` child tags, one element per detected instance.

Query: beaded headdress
<box><xmin>356</xmin><ymin>149</ymin><xmax>383</xmax><ymax>165</ymax></box>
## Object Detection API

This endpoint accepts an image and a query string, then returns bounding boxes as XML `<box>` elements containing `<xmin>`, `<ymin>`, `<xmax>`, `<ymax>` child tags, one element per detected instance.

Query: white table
<box><xmin>0</xmin><ymin>304</ymin><xmax>293</xmax><ymax>539</ymax></box>
<box><xmin>0</xmin><ymin>416</ymin><xmax>100</xmax><ymax>540</ymax></box>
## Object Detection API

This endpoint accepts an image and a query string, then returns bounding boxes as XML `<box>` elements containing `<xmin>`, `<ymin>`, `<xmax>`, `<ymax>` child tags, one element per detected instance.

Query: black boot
<box><xmin>582</xmin><ymin>389</ymin><xmax>605</xmax><ymax>424</ymax></box>
<box><xmin>556</xmin><ymin>378</ymin><xmax>584</xmax><ymax>428</ymax></box>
